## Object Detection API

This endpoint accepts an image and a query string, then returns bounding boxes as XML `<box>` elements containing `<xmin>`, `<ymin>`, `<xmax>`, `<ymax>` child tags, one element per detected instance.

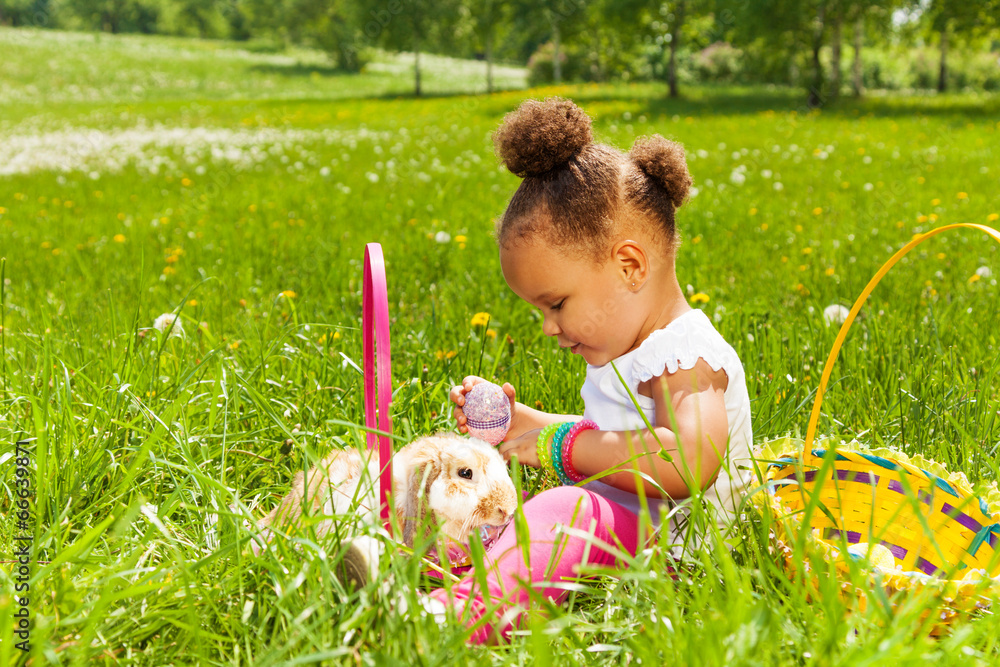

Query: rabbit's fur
<box><xmin>253</xmin><ymin>433</ymin><xmax>517</xmax><ymax>577</ymax></box>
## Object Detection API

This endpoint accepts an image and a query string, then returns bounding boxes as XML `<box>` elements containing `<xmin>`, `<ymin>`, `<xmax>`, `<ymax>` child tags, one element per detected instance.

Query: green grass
<box><xmin>2</xmin><ymin>27</ymin><xmax>1000</xmax><ymax>665</ymax></box>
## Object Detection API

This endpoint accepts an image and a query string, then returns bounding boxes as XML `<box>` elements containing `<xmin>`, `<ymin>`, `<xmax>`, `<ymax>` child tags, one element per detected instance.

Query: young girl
<box><xmin>425</xmin><ymin>97</ymin><xmax>753</xmax><ymax>643</ymax></box>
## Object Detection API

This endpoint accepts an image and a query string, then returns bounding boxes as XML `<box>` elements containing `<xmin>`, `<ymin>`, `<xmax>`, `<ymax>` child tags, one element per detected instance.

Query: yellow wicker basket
<box><xmin>753</xmin><ymin>223</ymin><xmax>1000</xmax><ymax>631</ymax></box>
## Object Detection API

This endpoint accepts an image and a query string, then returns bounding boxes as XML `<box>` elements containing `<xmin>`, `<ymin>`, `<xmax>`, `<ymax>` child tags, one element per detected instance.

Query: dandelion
<box><xmin>931</xmin><ymin>198</ymin><xmax>941</xmax><ymax>206</ymax></box>
<box><xmin>773</xmin><ymin>182</ymin><xmax>783</xmax><ymax>191</ymax></box>
<box><xmin>761</xmin><ymin>223</ymin><xmax>769</xmax><ymax>231</ymax></box>
<box><xmin>957</xmin><ymin>192</ymin><xmax>969</xmax><ymax>200</ymax></box>
<box><xmin>812</xmin><ymin>207</ymin><xmax>823</xmax><ymax>216</ymax></box>
<box><xmin>969</xmin><ymin>274</ymin><xmax>981</xmax><ymax>284</ymax></box>
<box><xmin>435</xmin><ymin>231</ymin><xmax>451</xmax><ymax>244</ymax></box>
<box><xmin>280</xmin><ymin>290</ymin><xmax>297</xmax><ymax>299</ymax></box>
<box><xmin>239</xmin><ymin>299</ymin><xmax>247</xmax><ymax>307</ymax></box>
<box><xmin>823</xmin><ymin>305</ymin><xmax>849</xmax><ymax>325</ymax></box>
<box><xmin>187</xmin><ymin>299</ymin><xmax>198</xmax><ymax>307</ymax></box>
<box><xmin>435</xmin><ymin>350</ymin><xmax>457</xmax><ymax>360</ymax></box>
<box><xmin>153</xmin><ymin>313</ymin><xmax>185</xmax><ymax>339</ymax></box>
<box><xmin>730</xmin><ymin>170</ymin><xmax>746</xmax><ymax>186</ymax></box>
<box><xmin>976</xmin><ymin>266</ymin><xmax>992</xmax><ymax>278</ymax></box>
<box><xmin>181</xmin><ymin>178</ymin><xmax>192</xmax><ymax>187</ymax></box>
<box><xmin>917</xmin><ymin>215</ymin><xmax>928</xmax><ymax>223</ymax></box>
<box><xmin>825</xmin><ymin>267</ymin><xmax>835</xmax><ymax>276</ymax></box>
<box><xmin>471</xmin><ymin>312</ymin><xmax>491</xmax><ymax>327</ymax></box>
<box><xmin>113</xmin><ymin>234</ymin><xmax>126</xmax><ymax>243</ymax></box>
<box><xmin>841</xmin><ymin>181</ymin><xmax>850</xmax><ymax>189</ymax></box>
<box><xmin>863</xmin><ymin>183</ymin><xmax>873</xmax><ymax>191</ymax></box>
<box><xmin>988</xmin><ymin>213</ymin><xmax>998</xmax><ymax>222</ymax></box>
<box><xmin>229</xmin><ymin>340</ymin><xmax>241</xmax><ymax>350</ymax></box>
<box><xmin>690</xmin><ymin>293</ymin><xmax>710</xmax><ymax>304</ymax></box>
<box><xmin>802</xmin><ymin>247</ymin><xmax>813</xmax><ymax>255</ymax></box>
<box><xmin>749</xmin><ymin>207</ymin><xmax>758</xmax><ymax>216</ymax></box>
<box><xmin>162</xmin><ymin>266</ymin><xmax>176</xmax><ymax>276</ymax></box>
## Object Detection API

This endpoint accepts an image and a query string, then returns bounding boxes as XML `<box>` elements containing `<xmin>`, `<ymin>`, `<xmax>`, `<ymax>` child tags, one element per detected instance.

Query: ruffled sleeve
<box><xmin>630</xmin><ymin>310</ymin><xmax>742</xmax><ymax>385</ymax></box>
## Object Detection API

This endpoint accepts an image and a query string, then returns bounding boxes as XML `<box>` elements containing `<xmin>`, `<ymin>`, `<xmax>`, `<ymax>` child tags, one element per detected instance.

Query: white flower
<box><xmin>434</xmin><ymin>231</ymin><xmax>451</xmax><ymax>244</ymax></box>
<box><xmin>823</xmin><ymin>304</ymin><xmax>850</xmax><ymax>326</ymax></box>
<box><xmin>730</xmin><ymin>170</ymin><xmax>745</xmax><ymax>185</ymax></box>
<box><xmin>153</xmin><ymin>313</ymin><xmax>185</xmax><ymax>338</ymax></box>
<box><xmin>773</xmin><ymin>182</ymin><xmax>784</xmax><ymax>191</ymax></box>
<box><xmin>863</xmin><ymin>182</ymin><xmax>874</xmax><ymax>191</ymax></box>
<box><xmin>761</xmin><ymin>169</ymin><xmax>772</xmax><ymax>179</ymax></box>
<box><xmin>976</xmin><ymin>266</ymin><xmax>992</xmax><ymax>278</ymax></box>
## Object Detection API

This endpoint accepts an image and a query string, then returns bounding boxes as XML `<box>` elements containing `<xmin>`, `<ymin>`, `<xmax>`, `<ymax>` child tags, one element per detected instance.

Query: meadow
<box><xmin>1</xmin><ymin>26</ymin><xmax>1000</xmax><ymax>665</ymax></box>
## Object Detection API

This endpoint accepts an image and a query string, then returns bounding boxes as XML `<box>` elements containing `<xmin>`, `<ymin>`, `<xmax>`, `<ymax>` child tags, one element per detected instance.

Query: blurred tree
<box><xmin>722</xmin><ymin>0</ymin><xmax>832</xmax><ymax>107</ymax></box>
<box><xmin>370</xmin><ymin>0</ymin><xmax>463</xmax><ymax>95</ymax></box>
<box><xmin>925</xmin><ymin>0</ymin><xmax>1000</xmax><ymax>91</ymax></box>
<box><xmin>67</xmin><ymin>0</ymin><xmax>164</xmax><ymax>34</ymax></box>
<box><xmin>461</xmin><ymin>0</ymin><xmax>514</xmax><ymax>92</ymax></box>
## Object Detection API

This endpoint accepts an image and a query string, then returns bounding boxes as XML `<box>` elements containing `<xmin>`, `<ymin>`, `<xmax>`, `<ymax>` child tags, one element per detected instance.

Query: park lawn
<box><xmin>2</xmin><ymin>27</ymin><xmax>1000</xmax><ymax>665</ymax></box>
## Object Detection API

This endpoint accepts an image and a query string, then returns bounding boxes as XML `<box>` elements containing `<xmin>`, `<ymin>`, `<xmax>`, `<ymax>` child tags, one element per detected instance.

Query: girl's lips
<box><xmin>570</xmin><ymin>343</ymin><xmax>580</xmax><ymax>354</ymax></box>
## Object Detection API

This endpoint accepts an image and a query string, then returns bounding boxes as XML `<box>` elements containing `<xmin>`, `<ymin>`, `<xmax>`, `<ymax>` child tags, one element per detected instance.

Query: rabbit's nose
<box><xmin>496</xmin><ymin>507</ymin><xmax>512</xmax><ymax>524</ymax></box>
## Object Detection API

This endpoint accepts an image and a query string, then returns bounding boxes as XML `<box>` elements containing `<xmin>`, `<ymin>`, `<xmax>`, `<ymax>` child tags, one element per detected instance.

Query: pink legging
<box><xmin>428</xmin><ymin>486</ymin><xmax>642</xmax><ymax>644</ymax></box>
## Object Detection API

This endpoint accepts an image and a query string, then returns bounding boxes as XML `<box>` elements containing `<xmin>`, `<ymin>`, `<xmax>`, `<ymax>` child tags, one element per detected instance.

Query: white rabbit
<box><xmin>252</xmin><ymin>432</ymin><xmax>518</xmax><ymax>586</ymax></box>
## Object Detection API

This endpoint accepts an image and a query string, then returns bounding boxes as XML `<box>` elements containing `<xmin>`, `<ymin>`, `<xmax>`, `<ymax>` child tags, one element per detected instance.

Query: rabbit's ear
<box><xmin>400</xmin><ymin>451</ymin><xmax>443</xmax><ymax>547</ymax></box>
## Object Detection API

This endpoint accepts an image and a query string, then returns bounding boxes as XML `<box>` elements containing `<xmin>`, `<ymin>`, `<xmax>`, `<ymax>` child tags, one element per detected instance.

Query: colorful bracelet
<box><xmin>535</xmin><ymin>423</ymin><xmax>560</xmax><ymax>473</ymax></box>
<box><xmin>561</xmin><ymin>420</ymin><xmax>599</xmax><ymax>483</ymax></box>
<box><xmin>550</xmin><ymin>422</ymin><xmax>575</xmax><ymax>485</ymax></box>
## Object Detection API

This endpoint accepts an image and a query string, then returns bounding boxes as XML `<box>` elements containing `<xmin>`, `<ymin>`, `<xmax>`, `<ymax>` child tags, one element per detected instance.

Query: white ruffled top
<box><xmin>579</xmin><ymin>308</ymin><xmax>754</xmax><ymax>549</ymax></box>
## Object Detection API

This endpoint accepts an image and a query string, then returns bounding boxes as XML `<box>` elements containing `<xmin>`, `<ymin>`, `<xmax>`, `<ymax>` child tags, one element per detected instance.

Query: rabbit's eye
<box><xmin>458</xmin><ymin>468</ymin><xmax>473</xmax><ymax>480</ymax></box>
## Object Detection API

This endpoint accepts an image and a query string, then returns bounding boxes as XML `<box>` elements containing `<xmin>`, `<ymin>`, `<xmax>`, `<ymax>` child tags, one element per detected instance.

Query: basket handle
<box><xmin>805</xmin><ymin>223</ymin><xmax>1000</xmax><ymax>453</ymax></box>
<box><xmin>363</xmin><ymin>243</ymin><xmax>393</xmax><ymax>527</ymax></box>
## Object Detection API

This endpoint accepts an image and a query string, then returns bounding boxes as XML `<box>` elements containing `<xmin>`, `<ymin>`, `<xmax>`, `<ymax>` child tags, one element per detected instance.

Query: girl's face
<box><xmin>500</xmin><ymin>237</ymin><xmax>645</xmax><ymax>367</ymax></box>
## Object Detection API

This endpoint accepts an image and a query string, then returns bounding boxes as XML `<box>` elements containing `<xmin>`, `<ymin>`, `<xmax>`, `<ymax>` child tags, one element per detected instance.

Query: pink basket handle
<box><xmin>363</xmin><ymin>243</ymin><xmax>393</xmax><ymax>527</ymax></box>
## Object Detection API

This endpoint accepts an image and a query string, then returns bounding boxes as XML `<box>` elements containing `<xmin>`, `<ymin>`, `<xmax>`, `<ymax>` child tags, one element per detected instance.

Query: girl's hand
<box><xmin>450</xmin><ymin>375</ymin><xmax>519</xmax><ymax>435</ymax></box>
<box><xmin>497</xmin><ymin>428</ymin><xmax>541</xmax><ymax>468</ymax></box>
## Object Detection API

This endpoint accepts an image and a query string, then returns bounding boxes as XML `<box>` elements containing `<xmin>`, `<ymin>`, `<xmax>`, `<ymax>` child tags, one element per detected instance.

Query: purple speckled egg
<box><xmin>463</xmin><ymin>382</ymin><xmax>511</xmax><ymax>446</ymax></box>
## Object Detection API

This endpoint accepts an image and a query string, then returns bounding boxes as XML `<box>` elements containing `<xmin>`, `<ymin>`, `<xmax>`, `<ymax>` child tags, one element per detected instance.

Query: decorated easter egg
<box><xmin>463</xmin><ymin>382</ymin><xmax>511</xmax><ymax>446</ymax></box>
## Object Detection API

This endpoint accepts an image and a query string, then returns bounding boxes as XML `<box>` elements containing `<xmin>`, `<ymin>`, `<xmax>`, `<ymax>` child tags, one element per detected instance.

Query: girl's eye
<box><xmin>458</xmin><ymin>468</ymin><xmax>473</xmax><ymax>480</ymax></box>
<box><xmin>551</xmin><ymin>300</ymin><xmax>565</xmax><ymax>311</ymax></box>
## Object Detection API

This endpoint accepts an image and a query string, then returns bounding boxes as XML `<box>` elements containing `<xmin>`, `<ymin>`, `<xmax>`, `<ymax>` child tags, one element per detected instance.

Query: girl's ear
<box><xmin>612</xmin><ymin>239</ymin><xmax>649</xmax><ymax>289</ymax></box>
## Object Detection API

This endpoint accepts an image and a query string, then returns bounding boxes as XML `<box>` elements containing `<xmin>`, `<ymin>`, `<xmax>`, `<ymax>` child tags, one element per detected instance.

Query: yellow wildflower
<box><xmin>957</xmin><ymin>192</ymin><xmax>968</xmax><ymax>200</ymax></box>
<box><xmin>486</xmin><ymin>329</ymin><xmax>497</xmax><ymax>339</ymax></box>
<box><xmin>181</xmin><ymin>178</ymin><xmax>192</xmax><ymax>187</ymax></box>
<box><xmin>113</xmin><ymin>234</ymin><xmax>126</xmax><ymax>243</ymax></box>
<box><xmin>812</xmin><ymin>207</ymin><xmax>823</xmax><ymax>216</ymax></box>
<box><xmin>471</xmin><ymin>312</ymin><xmax>491</xmax><ymax>327</ymax></box>
<box><xmin>187</xmin><ymin>299</ymin><xmax>198</xmax><ymax>307</ymax></box>
<box><xmin>749</xmin><ymin>208</ymin><xmax>757</xmax><ymax>216</ymax></box>
<box><xmin>988</xmin><ymin>213</ymin><xmax>999</xmax><ymax>222</ymax></box>
<box><xmin>825</xmin><ymin>267</ymin><xmax>835</xmax><ymax>276</ymax></box>
<box><xmin>969</xmin><ymin>274</ymin><xmax>981</xmax><ymax>284</ymax></box>
<box><xmin>802</xmin><ymin>247</ymin><xmax>813</xmax><ymax>255</ymax></box>
<box><xmin>280</xmin><ymin>290</ymin><xmax>297</xmax><ymax>299</ymax></box>
<box><xmin>689</xmin><ymin>293</ymin><xmax>710</xmax><ymax>304</ymax></box>
<box><xmin>931</xmin><ymin>198</ymin><xmax>941</xmax><ymax>206</ymax></box>
<box><xmin>454</xmin><ymin>235</ymin><xmax>468</xmax><ymax>243</ymax></box>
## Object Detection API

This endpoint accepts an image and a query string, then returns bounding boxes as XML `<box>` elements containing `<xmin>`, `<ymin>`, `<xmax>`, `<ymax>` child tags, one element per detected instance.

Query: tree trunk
<box><xmin>414</xmin><ymin>31</ymin><xmax>422</xmax><ymax>96</ymax></box>
<box><xmin>852</xmin><ymin>13</ymin><xmax>863</xmax><ymax>97</ymax></box>
<box><xmin>668</xmin><ymin>0</ymin><xmax>684</xmax><ymax>98</ymax></box>
<box><xmin>830</xmin><ymin>13</ymin><xmax>841</xmax><ymax>100</ymax></box>
<box><xmin>552</xmin><ymin>18</ymin><xmax>562</xmax><ymax>84</ymax></box>
<box><xmin>937</xmin><ymin>24</ymin><xmax>948</xmax><ymax>93</ymax></box>
<box><xmin>807</xmin><ymin>2</ymin><xmax>826</xmax><ymax>108</ymax></box>
<box><xmin>486</xmin><ymin>28</ymin><xmax>494</xmax><ymax>93</ymax></box>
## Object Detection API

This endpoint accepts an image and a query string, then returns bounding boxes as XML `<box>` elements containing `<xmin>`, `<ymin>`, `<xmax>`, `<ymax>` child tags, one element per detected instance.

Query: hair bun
<box><xmin>629</xmin><ymin>135</ymin><xmax>692</xmax><ymax>208</ymax></box>
<box><xmin>493</xmin><ymin>97</ymin><xmax>593</xmax><ymax>178</ymax></box>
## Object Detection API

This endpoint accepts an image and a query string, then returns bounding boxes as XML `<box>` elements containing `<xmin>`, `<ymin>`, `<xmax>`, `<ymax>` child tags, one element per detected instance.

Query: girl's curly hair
<box><xmin>492</xmin><ymin>97</ymin><xmax>692</xmax><ymax>258</ymax></box>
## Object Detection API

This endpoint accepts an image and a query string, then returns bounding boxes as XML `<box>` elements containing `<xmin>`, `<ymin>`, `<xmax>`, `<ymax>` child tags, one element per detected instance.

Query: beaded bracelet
<box><xmin>535</xmin><ymin>423</ymin><xmax>560</xmax><ymax>473</ymax></box>
<box><xmin>561</xmin><ymin>420</ymin><xmax>599</xmax><ymax>483</ymax></box>
<box><xmin>550</xmin><ymin>422</ymin><xmax>575</xmax><ymax>486</ymax></box>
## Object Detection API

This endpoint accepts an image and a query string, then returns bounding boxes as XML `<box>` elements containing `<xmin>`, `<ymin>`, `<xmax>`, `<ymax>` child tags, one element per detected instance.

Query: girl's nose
<box><xmin>542</xmin><ymin>315</ymin><xmax>561</xmax><ymax>337</ymax></box>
